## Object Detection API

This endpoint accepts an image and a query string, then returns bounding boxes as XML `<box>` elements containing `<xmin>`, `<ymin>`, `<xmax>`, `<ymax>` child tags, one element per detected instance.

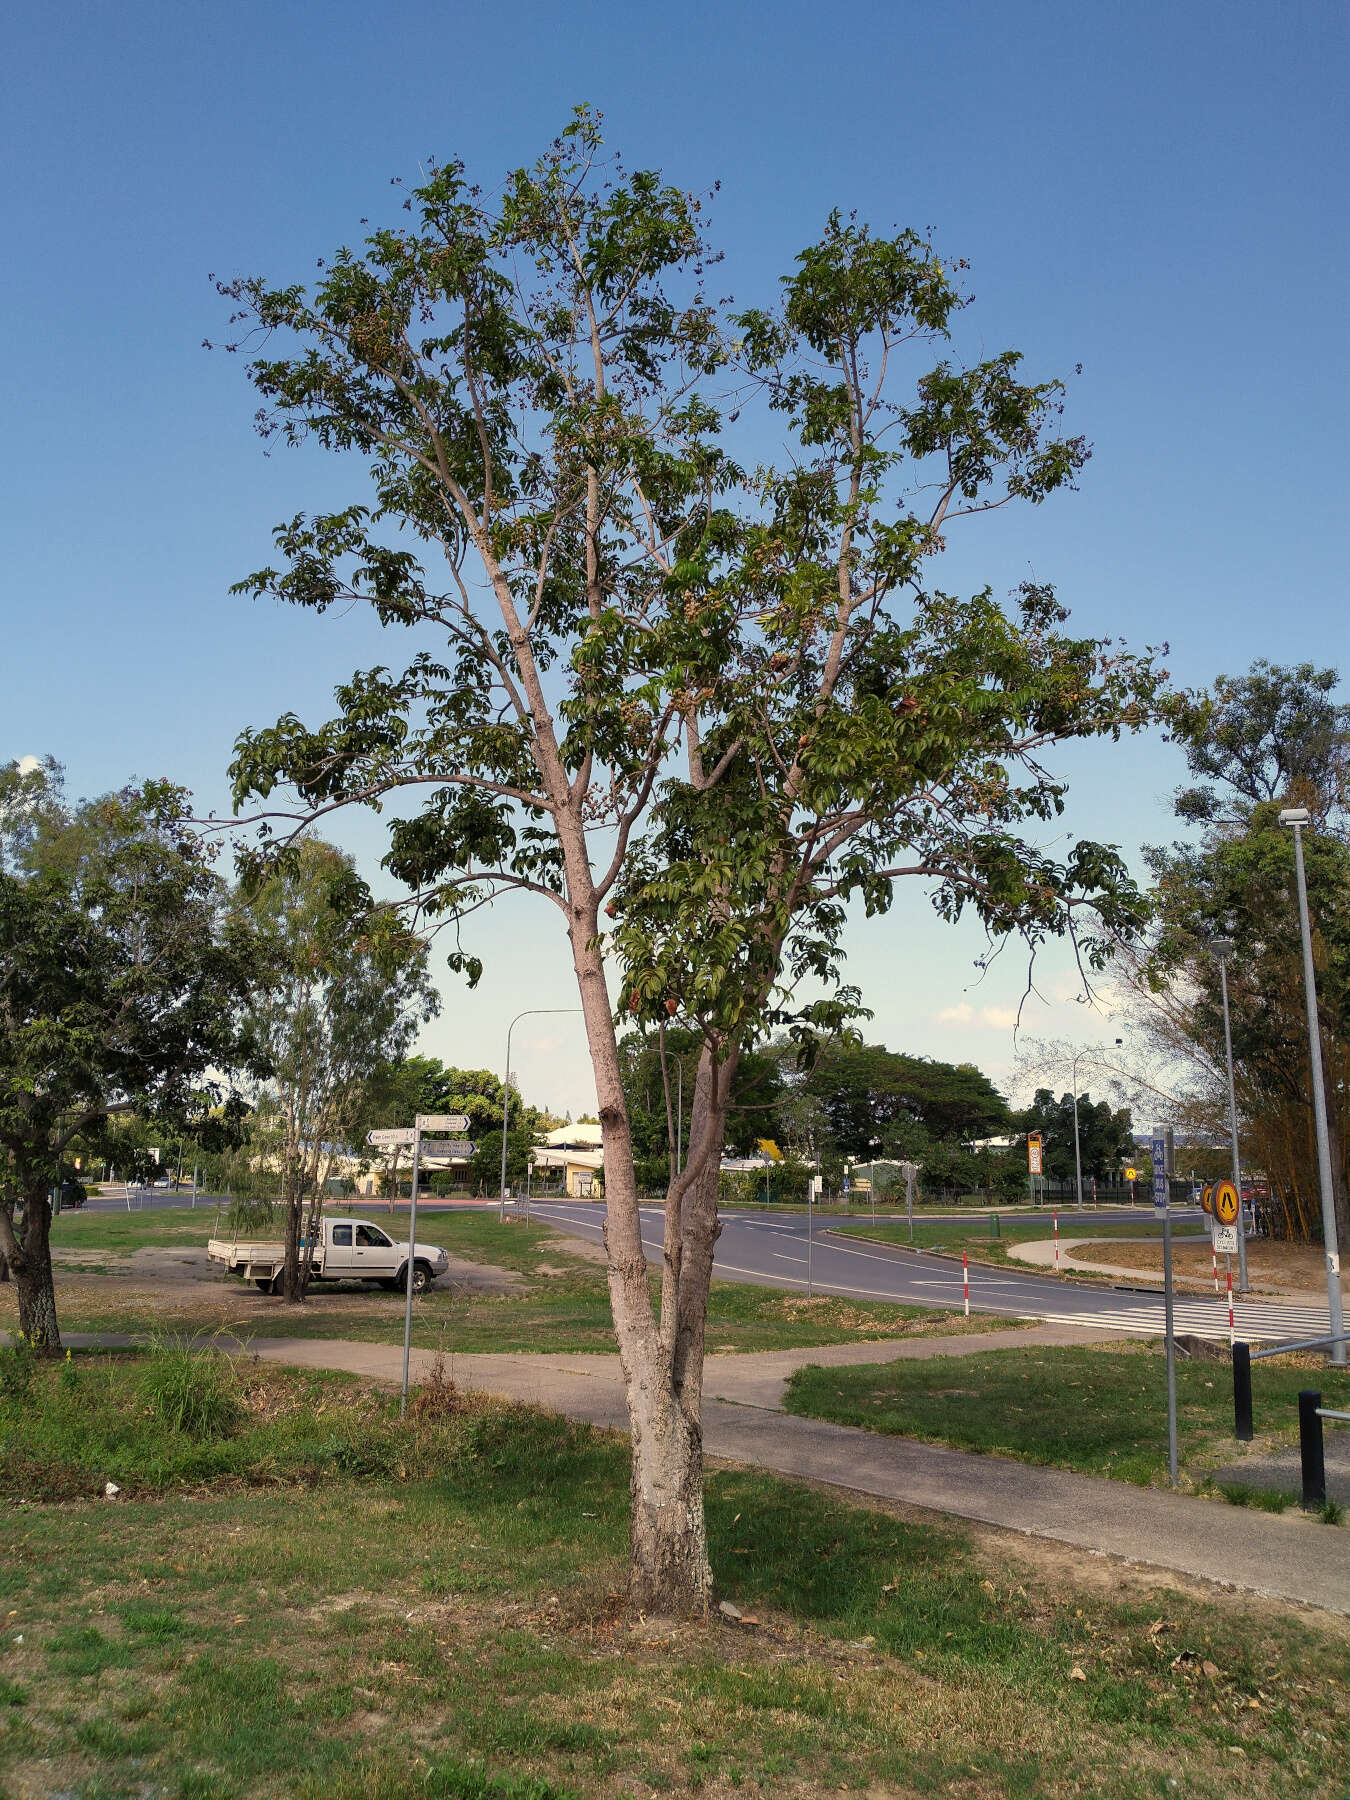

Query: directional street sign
<box><xmin>417</xmin><ymin>1113</ymin><xmax>470</xmax><ymax>1133</ymax></box>
<box><xmin>367</xmin><ymin>1127</ymin><xmax>417</xmax><ymax>1148</ymax></box>
<box><xmin>1151</xmin><ymin>1133</ymin><xmax>1169</xmax><ymax>1208</ymax></box>
<box><xmin>419</xmin><ymin>1139</ymin><xmax>475</xmax><ymax>1159</ymax></box>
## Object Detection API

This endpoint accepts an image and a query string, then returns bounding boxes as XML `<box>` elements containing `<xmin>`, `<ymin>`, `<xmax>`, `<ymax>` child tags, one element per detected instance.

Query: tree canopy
<box><xmin>1110</xmin><ymin>660</ymin><xmax>1349</xmax><ymax>1243</ymax></box>
<box><xmin>0</xmin><ymin>759</ymin><xmax>254</xmax><ymax>1345</ymax></box>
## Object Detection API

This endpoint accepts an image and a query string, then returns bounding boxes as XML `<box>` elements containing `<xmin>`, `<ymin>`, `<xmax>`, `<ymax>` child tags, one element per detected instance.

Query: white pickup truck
<box><xmin>207</xmin><ymin>1217</ymin><xmax>450</xmax><ymax>1296</ymax></box>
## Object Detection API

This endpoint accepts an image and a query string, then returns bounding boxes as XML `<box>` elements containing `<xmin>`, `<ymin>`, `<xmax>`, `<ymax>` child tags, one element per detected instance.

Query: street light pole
<box><xmin>499</xmin><ymin>1008</ymin><xmax>583</xmax><ymax>1224</ymax></box>
<box><xmin>1071</xmin><ymin>1049</ymin><xmax>1085</xmax><ymax>1213</ymax></box>
<box><xmin>1211</xmin><ymin>937</ymin><xmax>1249</xmax><ymax>1294</ymax></box>
<box><xmin>1279</xmin><ymin>808</ymin><xmax>1346</xmax><ymax>1365</ymax></box>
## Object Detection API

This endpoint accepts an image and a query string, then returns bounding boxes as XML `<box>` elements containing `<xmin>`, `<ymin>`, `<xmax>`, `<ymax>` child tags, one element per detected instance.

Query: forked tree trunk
<box><xmin>11</xmin><ymin>1185</ymin><xmax>61</xmax><ymax>1351</ymax></box>
<box><xmin>602</xmin><ymin>1037</ymin><xmax>734</xmax><ymax>1618</ymax></box>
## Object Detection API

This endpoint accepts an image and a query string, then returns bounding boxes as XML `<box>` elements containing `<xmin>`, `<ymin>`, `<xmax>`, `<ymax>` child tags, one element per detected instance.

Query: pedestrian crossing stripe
<box><xmin>1033</xmin><ymin>1303</ymin><xmax>1332</xmax><ymax>1344</ymax></box>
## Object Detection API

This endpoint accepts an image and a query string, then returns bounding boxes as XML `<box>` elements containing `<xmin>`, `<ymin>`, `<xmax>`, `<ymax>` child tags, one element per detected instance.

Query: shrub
<box><xmin>142</xmin><ymin>1336</ymin><xmax>240</xmax><ymax>1438</ymax></box>
<box><xmin>0</xmin><ymin>1335</ymin><xmax>39</xmax><ymax>1406</ymax></box>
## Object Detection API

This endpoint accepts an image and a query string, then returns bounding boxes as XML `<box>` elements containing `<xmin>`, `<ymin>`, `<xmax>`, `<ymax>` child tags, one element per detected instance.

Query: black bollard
<box><xmin>990</xmin><ymin>1212</ymin><xmax>1000</xmax><ymax>1239</ymax></box>
<box><xmin>1233</xmin><ymin>1342</ymin><xmax>1253</xmax><ymax>1442</ymax></box>
<box><xmin>1298</xmin><ymin>1390</ymin><xmax>1325</xmax><ymax>1510</ymax></box>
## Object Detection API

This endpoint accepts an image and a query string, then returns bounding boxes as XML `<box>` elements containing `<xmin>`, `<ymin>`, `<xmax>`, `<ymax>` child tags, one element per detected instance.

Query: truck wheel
<box><xmin>254</xmin><ymin>1278</ymin><xmax>272</xmax><ymax>1292</ymax></box>
<box><xmin>402</xmin><ymin>1260</ymin><xmax>433</xmax><ymax>1296</ymax></box>
<box><xmin>268</xmin><ymin>1271</ymin><xmax>285</xmax><ymax>1296</ymax></box>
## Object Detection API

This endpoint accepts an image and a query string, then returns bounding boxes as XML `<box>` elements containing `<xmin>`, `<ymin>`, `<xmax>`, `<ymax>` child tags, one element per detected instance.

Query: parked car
<box><xmin>207</xmin><ymin>1217</ymin><xmax>450</xmax><ymax>1295</ymax></box>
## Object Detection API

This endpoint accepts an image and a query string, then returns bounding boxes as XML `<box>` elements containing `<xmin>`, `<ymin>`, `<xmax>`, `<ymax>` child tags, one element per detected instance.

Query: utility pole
<box><xmin>1279</xmin><ymin>809</ymin><xmax>1346</xmax><ymax>1365</ymax></box>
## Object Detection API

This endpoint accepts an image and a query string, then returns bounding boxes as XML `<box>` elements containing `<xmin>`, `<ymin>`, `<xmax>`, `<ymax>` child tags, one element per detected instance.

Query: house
<box><xmin>531</xmin><ymin>1121</ymin><xmax>604</xmax><ymax>1198</ymax></box>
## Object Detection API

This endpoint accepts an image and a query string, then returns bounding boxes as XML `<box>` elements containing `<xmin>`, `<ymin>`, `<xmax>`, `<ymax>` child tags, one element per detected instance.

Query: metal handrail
<box><xmin>1315</xmin><ymin>1406</ymin><xmax>1350</xmax><ymax>1423</ymax></box>
<box><xmin>1249</xmin><ymin>1333</ymin><xmax>1350</xmax><ymax>1361</ymax></box>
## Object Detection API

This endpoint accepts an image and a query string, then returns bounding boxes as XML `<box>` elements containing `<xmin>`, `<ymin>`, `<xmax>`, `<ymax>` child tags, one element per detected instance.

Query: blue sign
<box><xmin>1151</xmin><ymin>1133</ymin><xmax>1168</xmax><ymax>1208</ymax></box>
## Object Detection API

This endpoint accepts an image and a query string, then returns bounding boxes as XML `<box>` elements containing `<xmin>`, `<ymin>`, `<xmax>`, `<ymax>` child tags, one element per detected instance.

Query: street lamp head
<box><xmin>1210</xmin><ymin>937</ymin><xmax>1235</xmax><ymax>962</ymax></box>
<box><xmin>1278</xmin><ymin>807</ymin><xmax>1311</xmax><ymax>828</ymax></box>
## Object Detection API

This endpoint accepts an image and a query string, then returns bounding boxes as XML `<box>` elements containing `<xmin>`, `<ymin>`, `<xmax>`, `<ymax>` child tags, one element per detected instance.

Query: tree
<box><xmin>803</xmin><ymin>1041</ymin><xmax>1010</xmax><ymax>1159</ymax></box>
<box><xmin>1017</xmin><ymin>1088</ymin><xmax>1133</xmax><ymax>1184</ymax></box>
<box><xmin>1122</xmin><ymin>660</ymin><xmax>1349</xmax><ymax>1243</ymax></box>
<box><xmin>221</xmin><ymin>115</ymin><xmax>1174</xmax><ymax>1613</ymax></box>
<box><xmin>0</xmin><ymin>761</ymin><xmax>253</xmax><ymax>1347</ymax></box>
<box><xmin>236</xmin><ymin>840</ymin><xmax>438</xmax><ymax>1298</ymax></box>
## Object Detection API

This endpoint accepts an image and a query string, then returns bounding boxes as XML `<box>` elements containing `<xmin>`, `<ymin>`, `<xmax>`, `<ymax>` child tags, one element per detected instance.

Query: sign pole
<box><xmin>807</xmin><ymin>1182</ymin><xmax>813</xmax><ymax>1299</ymax></box>
<box><xmin>400</xmin><ymin>1124</ymin><xmax>423</xmax><ymax>1419</ymax></box>
<box><xmin>1155</xmin><ymin>1124</ymin><xmax>1178</xmax><ymax>1487</ymax></box>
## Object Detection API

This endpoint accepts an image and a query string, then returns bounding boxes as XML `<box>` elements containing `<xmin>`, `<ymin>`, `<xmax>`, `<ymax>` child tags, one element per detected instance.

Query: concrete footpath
<box><xmin>174</xmin><ymin>1322</ymin><xmax>1350</xmax><ymax>1619</ymax></box>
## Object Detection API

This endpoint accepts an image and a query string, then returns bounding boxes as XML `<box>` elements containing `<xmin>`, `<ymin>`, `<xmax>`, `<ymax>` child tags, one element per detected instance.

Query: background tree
<box><xmin>1016</xmin><ymin>1087</ymin><xmax>1134</xmax><ymax>1184</ymax></box>
<box><xmin>1118</xmin><ymin>660</ymin><xmax>1349</xmax><ymax>1243</ymax></box>
<box><xmin>222</xmin><ymin>116</ymin><xmax>1176</xmax><ymax>1612</ymax></box>
<box><xmin>803</xmin><ymin>1041</ymin><xmax>1010</xmax><ymax>1160</ymax></box>
<box><xmin>236</xmin><ymin>839</ymin><xmax>438</xmax><ymax>1298</ymax></box>
<box><xmin>0</xmin><ymin>760</ymin><xmax>253</xmax><ymax>1347</ymax></box>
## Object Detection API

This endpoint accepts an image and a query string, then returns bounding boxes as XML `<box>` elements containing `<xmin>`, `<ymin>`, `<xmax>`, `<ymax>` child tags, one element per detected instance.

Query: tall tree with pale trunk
<box><xmin>221</xmin><ymin>112</ymin><xmax>1178</xmax><ymax>1614</ymax></box>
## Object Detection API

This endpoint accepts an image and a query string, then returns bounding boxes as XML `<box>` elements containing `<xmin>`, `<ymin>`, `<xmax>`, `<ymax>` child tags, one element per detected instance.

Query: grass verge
<box><xmin>784</xmin><ymin>1341</ymin><xmax>1350</xmax><ymax>1489</ymax></box>
<box><xmin>2</xmin><ymin>1356</ymin><xmax>1347</xmax><ymax>1797</ymax></box>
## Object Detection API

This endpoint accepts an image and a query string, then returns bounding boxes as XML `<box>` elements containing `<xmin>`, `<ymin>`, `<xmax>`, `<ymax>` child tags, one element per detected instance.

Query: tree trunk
<box><xmin>10</xmin><ymin>1187</ymin><xmax>61</xmax><ymax>1350</ymax></box>
<box><xmin>282</xmin><ymin>1157</ymin><xmax>305</xmax><ymax>1302</ymax></box>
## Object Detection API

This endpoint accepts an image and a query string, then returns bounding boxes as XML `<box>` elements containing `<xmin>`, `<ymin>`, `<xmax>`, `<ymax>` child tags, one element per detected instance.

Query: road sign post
<box><xmin>1154</xmin><ymin>1126</ymin><xmax>1178</xmax><ymax>1487</ymax></box>
<box><xmin>400</xmin><ymin>1120</ymin><xmax>424</xmax><ymax>1417</ymax></box>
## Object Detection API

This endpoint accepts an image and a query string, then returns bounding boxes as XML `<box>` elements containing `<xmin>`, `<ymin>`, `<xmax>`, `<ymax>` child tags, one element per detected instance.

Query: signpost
<box><xmin>1210</xmin><ymin>1178</ymin><xmax>1240</xmax><ymax>1256</ymax></box>
<box><xmin>1027</xmin><ymin>1131</ymin><xmax>1043</xmax><ymax>1205</ymax></box>
<box><xmin>1153</xmin><ymin>1126</ymin><xmax>1178</xmax><ymax>1487</ymax></box>
<box><xmin>367</xmin><ymin>1112</ymin><xmax>470</xmax><ymax>1416</ymax></box>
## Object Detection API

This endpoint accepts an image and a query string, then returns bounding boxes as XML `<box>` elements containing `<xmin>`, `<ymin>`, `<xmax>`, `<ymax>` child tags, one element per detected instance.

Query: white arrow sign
<box><xmin>419</xmin><ymin>1139</ymin><xmax>475</xmax><ymax>1159</ymax></box>
<box><xmin>367</xmin><ymin>1127</ymin><xmax>417</xmax><ymax>1148</ymax></box>
<box><xmin>416</xmin><ymin>1113</ymin><xmax>470</xmax><ymax>1133</ymax></box>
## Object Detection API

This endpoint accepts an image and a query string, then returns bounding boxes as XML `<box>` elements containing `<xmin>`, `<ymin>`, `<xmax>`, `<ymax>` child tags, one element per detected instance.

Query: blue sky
<box><xmin>3</xmin><ymin>0</ymin><xmax>1346</xmax><ymax>1115</ymax></box>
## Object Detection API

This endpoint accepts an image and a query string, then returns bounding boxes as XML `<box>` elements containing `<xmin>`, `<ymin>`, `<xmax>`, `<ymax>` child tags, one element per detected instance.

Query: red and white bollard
<box><xmin>1054</xmin><ymin>1211</ymin><xmax>1060</xmax><ymax>1274</ymax></box>
<box><xmin>963</xmin><ymin>1249</ymin><xmax>970</xmax><ymax>1317</ymax></box>
<box><xmin>1227</xmin><ymin>1267</ymin><xmax>1235</xmax><ymax>1346</ymax></box>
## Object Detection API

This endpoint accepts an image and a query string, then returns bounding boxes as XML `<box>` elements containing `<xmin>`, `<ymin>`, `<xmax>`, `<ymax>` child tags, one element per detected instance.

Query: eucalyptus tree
<box><xmin>236</xmin><ymin>839</ymin><xmax>438</xmax><ymax>1298</ymax></box>
<box><xmin>221</xmin><ymin>112</ymin><xmax>1176</xmax><ymax>1613</ymax></box>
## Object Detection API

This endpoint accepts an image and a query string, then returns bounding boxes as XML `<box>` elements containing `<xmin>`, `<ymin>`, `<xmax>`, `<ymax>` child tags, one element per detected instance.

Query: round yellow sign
<box><xmin>1213</xmin><ymin>1179</ymin><xmax>1240</xmax><ymax>1225</ymax></box>
<box><xmin>1201</xmin><ymin>1184</ymin><xmax>1214</xmax><ymax>1215</ymax></box>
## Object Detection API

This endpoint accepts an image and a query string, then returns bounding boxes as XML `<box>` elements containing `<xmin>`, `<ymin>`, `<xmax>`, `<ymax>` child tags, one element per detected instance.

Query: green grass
<box><xmin>2</xmin><ymin>1357</ymin><xmax>1347</xmax><ymax>1797</ymax></box>
<box><xmin>784</xmin><ymin>1342</ymin><xmax>1350</xmax><ymax>1487</ymax></box>
<box><xmin>31</xmin><ymin>1210</ymin><xmax>1016</xmax><ymax>1355</ymax></box>
<box><xmin>835</xmin><ymin>1215</ymin><xmax>1196</xmax><ymax>1275</ymax></box>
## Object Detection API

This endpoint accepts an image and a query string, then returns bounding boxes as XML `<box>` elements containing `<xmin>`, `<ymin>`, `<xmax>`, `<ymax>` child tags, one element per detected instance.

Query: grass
<box><xmin>784</xmin><ymin>1341</ymin><xmax>1350</xmax><ymax>1489</ymax></box>
<box><xmin>28</xmin><ymin>1208</ymin><xmax>1018</xmax><ymax>1356</ymax></box>
<box><xmin>2</xmin><ymin>1356</ymin><xmax>1348</xmax><ymax>1797</ymax></box>
<box><xmin>835</xmin><ymin>1215</ymin><xmax>1196</xmax><ymax>1277</ymax></box>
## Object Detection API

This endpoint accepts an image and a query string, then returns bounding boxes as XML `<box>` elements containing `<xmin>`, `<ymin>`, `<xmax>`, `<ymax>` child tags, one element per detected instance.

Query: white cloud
<box><xmin>934</xmin><ymin>1002</ymin><xmax>974</xmax><ymax>1023</ymax></box>
<box><xmin>979</xmin><ymin>1006</ymin><xmax>1020</xmax><ymax>1030</ymax></box>
<box><xmin>17</xmin><ymin>755</ymin><xmax>41</xmax><ymax>775</ymax></box>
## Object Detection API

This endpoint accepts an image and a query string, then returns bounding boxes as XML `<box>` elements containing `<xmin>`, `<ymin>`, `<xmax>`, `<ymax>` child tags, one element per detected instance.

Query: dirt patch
<box><xmin>1068</xmin><ymin>1238</ymin><xmax>1346</xmax><ymax>1299</ymax></box>
<box><xmin>39</xmin><ymin>1242</ymin><xmax>524</xmax><ymax>1308</ymax></box>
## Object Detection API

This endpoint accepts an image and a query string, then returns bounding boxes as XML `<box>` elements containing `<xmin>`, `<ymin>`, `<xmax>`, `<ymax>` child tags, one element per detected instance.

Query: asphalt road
<box><xmin>528</xmin><ymin>1200</ymin><xmax>1335</xmax><ymax>1347</ymax></box>
<box><xmin>75</xmin><ymin>1189</ymin><xmax>1335</xmax><ymax>1346</ymax></box>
